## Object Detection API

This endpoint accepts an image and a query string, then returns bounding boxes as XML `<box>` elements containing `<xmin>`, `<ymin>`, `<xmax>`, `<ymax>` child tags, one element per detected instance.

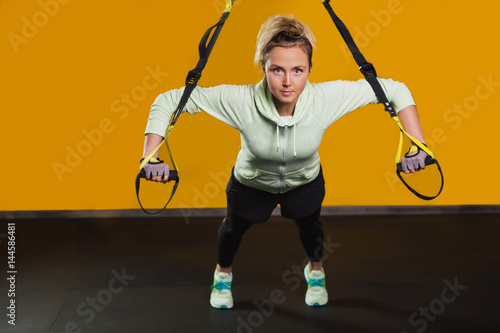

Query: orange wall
<box><xmin>1</xmin><ymin>0</ymin><xmax>498</xmax><ymax>211</ymax></box>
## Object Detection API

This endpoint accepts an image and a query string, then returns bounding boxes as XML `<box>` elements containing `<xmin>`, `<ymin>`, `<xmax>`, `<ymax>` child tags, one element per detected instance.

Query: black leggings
<box><xmin>217</xmin><ymin>168</ymin><xmax>326</xmax><ymax>268</ymax></box>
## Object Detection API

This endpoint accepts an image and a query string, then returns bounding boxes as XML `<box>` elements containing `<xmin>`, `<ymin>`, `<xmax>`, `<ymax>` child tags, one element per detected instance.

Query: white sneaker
<box><xmin>304</xmin><ymin>265</ymin><xmax>328</xmax><ymax>306</ymax></box>
<box><xmin>210</xmin><ymin>270</ymin><xmax>233</xmax><ymax>309</ymax></box>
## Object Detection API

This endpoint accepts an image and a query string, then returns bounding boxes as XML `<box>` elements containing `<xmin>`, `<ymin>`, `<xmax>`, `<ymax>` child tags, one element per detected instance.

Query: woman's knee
<box><xmin>218</xmin><ymin>214</ymin><xmax>253</xmax><ymax>235</ymax></box>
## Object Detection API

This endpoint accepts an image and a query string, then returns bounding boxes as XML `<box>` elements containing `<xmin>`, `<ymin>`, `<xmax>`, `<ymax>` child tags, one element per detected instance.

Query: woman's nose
<box><xmin>283</xmin><ymin>74</ymin><xmax>291</xmax><ymax>86</ymax></box>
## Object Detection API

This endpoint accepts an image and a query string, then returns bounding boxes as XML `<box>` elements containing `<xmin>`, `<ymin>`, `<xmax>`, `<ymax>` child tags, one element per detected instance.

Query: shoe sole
<box><xmin>210</xmin><ymin>299</ymin><xmax>234</xmax><ymax>309</ymax></box>
<box><xmin>211</xmin><ymin>303</ymin><xmax>234</xmax><ymax>309</ymax></box>
<box><xmin>305</xmin><ymin>300</ymin><xmax>328</xmax><ymax>307</ymax></box>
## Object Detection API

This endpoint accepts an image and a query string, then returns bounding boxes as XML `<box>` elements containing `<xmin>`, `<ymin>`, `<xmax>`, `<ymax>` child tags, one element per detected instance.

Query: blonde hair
<box><xmin>254</xmin><ymin>14</ymin><xmax>316</xmax><ymax>68</ymax></box>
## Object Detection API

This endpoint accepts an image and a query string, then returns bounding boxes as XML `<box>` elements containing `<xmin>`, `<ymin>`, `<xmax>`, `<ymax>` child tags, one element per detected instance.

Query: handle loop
<box><xmin>396</xmin><ymin>157</ymin><xmax>444</xmax><ymax>201</ymax></box>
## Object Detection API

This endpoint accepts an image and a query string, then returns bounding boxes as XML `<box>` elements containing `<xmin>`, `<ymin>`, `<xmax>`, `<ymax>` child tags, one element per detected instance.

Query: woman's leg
<box><xmin>293</xmin><ymin>206</ymin><xmax>324</xmax><ymax>268</ymax></box>
<box><xmin>294</xmin><ymin>206</ymin><xmax>329</xmax><ymax>306</ymax></box>
<box><xmin>217</xmin><ymin>169</ymin><xmax>278</xmax><ymax>272</ymax></box>
<box><xmin>210</xmin><ymin>172</ymin><xmax>276</xmax><ymax>309</ymax></box>
<box><xmin>216</xmin><ymin>214</ymin><xmax>254</xmax><ymax>272</ymax></box>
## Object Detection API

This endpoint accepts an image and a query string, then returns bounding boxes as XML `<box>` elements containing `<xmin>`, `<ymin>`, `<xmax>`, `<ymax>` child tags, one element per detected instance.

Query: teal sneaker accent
<box><xmin>307</xmin><ymin>277</ymin><xmax>325</xmax><ymax>288</ymax></box>
<box><xmin>211</xmin><ymin>279</ymin><xmax>232</xmax><ymax>291</ymax></box>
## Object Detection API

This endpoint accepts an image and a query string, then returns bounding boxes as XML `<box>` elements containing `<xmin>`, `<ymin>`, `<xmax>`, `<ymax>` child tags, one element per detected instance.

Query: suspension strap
<box><xmin>136</xmin><ymin>0</ymin><xmax>235</xmax><ymax>214</ymax></box>
<box><xmin>321</xmin><ymin>0</ymin><xmax>443</xmax><ymax>200</ymax></box>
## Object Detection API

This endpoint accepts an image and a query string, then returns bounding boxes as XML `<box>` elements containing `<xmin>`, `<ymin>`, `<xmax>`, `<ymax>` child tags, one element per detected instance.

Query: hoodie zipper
<box><xmin>278</xmin><ymin>117</ymin><xmax>289</xmax><ymax>193</ymax></box>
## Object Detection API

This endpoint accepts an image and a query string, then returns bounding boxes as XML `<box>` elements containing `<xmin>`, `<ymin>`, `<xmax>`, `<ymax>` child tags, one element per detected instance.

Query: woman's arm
<box><xmin>398</xmin><ymin>105</ymin><xmax>429</xmax><ymax>174</ymax></box>
<box><xmin>142</xmin><ymin>133</ymin><xmax>164</xmax><ymax>159</ymax></box>
<box><xmin>398</xmin><ymin>105</ymin><xmax>425</xmax><ymax>146</ymax></box>
<box><xmin>315</xmin><ymin>78</ymin><xmax>416</xmax><ymax>127</ymax></box>
<box><xmin>141</xmin><ymin>84</ymin><xmax>250</xmax><ymax>182</ymax></box>
<box><xmin>145</xmin><ymin>85</ymin><xmax>251</xmax><ymax>138</ymax></box>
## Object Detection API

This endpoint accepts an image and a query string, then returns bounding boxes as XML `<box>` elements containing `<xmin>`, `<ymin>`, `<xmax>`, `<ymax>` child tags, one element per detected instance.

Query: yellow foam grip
<box><xmin>408</xmin><ymin>145</ymin><xmax>419</xmax><ymax>154</ymax></box>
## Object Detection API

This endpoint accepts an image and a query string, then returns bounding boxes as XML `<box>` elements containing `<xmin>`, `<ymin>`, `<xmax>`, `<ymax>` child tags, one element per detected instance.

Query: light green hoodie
<box><xmin>145</xmin><ymin>78</ymin><xmax>415</xmax><ymax>193</ymax></box>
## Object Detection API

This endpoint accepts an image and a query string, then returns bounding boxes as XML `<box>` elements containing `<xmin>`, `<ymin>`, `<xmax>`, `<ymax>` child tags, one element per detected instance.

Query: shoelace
<box><xmin>307</xmin><ymin>277</ymin><xmax>325</xmax><ymax>288</ymax></box>
<box><xmin>211</xmin><ymin>280</ymin><xmax>231</xmax><ymax>291</ymax></box>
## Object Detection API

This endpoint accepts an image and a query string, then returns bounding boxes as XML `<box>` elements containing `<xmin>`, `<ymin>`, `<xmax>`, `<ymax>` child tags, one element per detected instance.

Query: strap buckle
<box><xmin>359</xmin><ymin>62</ymin><xmax>377</xmax><ymax>78</ymax></box>
<box><xmin>186</xmin><ymin>70</ymin><xmax>202</xmax><ymax>86</ymax></box>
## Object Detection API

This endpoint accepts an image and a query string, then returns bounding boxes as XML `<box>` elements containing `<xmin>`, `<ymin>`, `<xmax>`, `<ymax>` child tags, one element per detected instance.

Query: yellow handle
<box><xmin>139</xmin><ymin>124</ymin><xmax>177</xmax><ymax>171</ymax></box>
<box><xmin>392</xmin><ymin>116</ymin><xmax>434</xmax><ymax>163</ymax></box>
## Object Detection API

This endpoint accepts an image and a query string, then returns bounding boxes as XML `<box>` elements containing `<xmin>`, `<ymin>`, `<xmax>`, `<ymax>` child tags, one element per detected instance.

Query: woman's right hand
<box><xmin>142</xmin><ymin>160</ymin><xmax>170</xmax><ymax>183</ymax></box>
<box><xmin>142</xmin><ymin>133</ymin><xmax>170</xmax><ymax>183</ymax></box>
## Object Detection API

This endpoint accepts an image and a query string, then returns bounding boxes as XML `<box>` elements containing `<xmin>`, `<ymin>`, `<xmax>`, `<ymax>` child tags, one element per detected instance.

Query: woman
<box><xmin>141</xmin><ymin>15</ymin><xmax>428</xmax><ymax>309</ymax></box>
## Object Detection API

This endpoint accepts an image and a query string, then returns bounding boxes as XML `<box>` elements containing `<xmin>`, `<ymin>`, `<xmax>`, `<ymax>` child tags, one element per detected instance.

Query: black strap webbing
<box><xmin>322</xmin><ymin>0</ymin><xmax>396</xmax><ymax>116</ymax></box>
<box><xmin>171</xmin><ymin>6</ymin><xmax>233</xmax><ymax>126</ymax></box>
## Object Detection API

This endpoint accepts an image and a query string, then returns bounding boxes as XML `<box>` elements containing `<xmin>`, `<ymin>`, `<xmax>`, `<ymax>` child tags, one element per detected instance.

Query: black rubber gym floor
<box><xmin>1</xmin><ymin>213</ymin><xmax>499</xmax><ymax>333</ymax></box>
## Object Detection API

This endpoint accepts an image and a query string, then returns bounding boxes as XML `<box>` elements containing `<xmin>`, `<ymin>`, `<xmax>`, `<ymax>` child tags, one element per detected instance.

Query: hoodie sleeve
<box><xmin>145</xmin><ymin>84</ymin><xmax>253</xmax><ymax>136</ymax></box>
<box><xmin>312</xmin><ymin>78</ymin><xmax>416</xmax><ymax>127</ymax></box>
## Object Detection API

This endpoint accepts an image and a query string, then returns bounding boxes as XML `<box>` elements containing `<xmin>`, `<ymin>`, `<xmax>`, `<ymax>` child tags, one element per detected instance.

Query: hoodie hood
<box><xmin>254</xmin><ymin>78</ymin><xmax>312</xmax><ymax>127</ymax></box>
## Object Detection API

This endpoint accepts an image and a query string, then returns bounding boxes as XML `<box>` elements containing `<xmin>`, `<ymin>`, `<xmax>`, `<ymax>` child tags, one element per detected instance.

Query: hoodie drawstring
<box><xmin>276</xmin><ymin>125</ymin><xmax>280</xmax><ymax>152</ymax></box>
<box><xmin>293</xmin><ymin>125</ymin><xmax>297</xmax><ymax>159</ymax></box>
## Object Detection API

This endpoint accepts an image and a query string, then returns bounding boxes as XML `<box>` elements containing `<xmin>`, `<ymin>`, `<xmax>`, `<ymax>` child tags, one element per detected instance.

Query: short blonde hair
<box><xmin>254</xmin><ymin>14</ymin><xmax>316</xmax><ymax>68</ymax></box>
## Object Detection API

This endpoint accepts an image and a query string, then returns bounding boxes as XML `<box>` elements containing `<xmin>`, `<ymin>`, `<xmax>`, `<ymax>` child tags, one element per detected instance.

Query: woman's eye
<box><xmin>294</xmin><ymin>69</ymin><xmax>303</xmax><ymax>74</ymax></box>
<box><xmin>273</xmin><ymin>68</ymin><xmax>282</xmax><ymax>74</ymax></box>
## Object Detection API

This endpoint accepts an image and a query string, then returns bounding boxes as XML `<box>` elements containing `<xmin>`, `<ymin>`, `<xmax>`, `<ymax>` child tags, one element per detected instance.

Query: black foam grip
<box><xmin>168</xmin><ymin>170</ymin><xmax>179</xmax><ymax>181</ymax></box>
<box><xmin>396</xmin><ymin>155</ymin><xmax>435</xmax><ymax>173</ymax></box>
<box><xmin>139</xmin><ymin>169</ymin><xmax>178</xmax><ymax>181</ymax></box>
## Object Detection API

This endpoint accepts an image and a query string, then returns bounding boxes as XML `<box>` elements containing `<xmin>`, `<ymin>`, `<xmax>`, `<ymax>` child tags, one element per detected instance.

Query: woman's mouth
<box><xmin>281</xmin><ymin>91</ymin><xmax>293</xmax><ymax>96</ymax></box>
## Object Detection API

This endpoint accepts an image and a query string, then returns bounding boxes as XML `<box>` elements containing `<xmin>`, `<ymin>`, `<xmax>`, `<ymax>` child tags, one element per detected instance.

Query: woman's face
<box><xmin>263</xmin><ymin>45</ymin><xmax>311</xmax><ymax>114</ymax></box>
